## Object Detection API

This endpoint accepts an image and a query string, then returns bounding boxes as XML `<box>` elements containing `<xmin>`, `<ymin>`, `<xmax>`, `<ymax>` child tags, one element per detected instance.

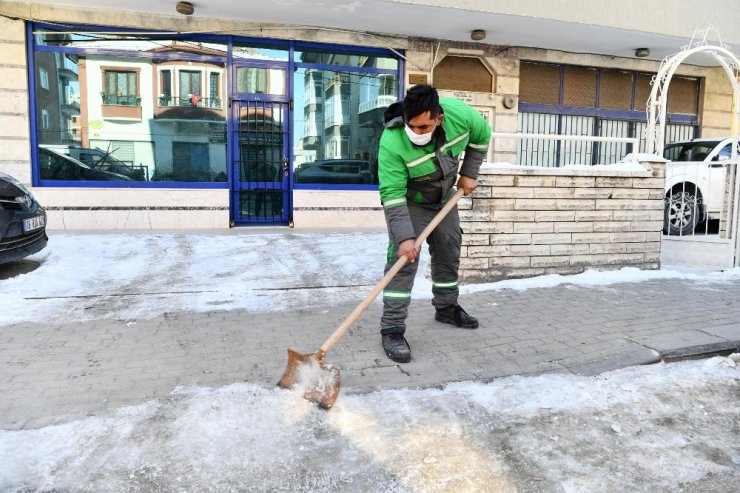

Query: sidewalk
<box><xmin>2</xmin><ymin>272</ymin><xmax>739</xmax><ymax>430</ymax></box>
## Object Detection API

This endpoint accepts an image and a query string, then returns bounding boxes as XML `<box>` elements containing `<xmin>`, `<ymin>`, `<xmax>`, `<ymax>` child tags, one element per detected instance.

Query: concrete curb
<box><xmin>658</xmin><ymin>340</ymin><xmax>740</xmax><ymax>362</ymax></box>
<box><xmin>629</xmin><ymin>326</ymin><xmax>740</xmax><ymax>362</ymax></box>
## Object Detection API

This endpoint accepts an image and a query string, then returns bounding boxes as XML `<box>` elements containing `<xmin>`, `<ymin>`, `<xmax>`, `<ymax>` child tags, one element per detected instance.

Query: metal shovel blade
<box><xmin>277</xmin><ymin>349</ymin><xmax>341</xmax><ymax>410</ymax></box>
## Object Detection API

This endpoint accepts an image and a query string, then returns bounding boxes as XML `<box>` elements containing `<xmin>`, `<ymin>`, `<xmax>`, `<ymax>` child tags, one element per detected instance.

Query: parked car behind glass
<box><xmin>0</xmin><ymin>172</ymin><xmax>47</xmax><ymax>264</ymax></box>
<box><xmin>294</xmin><ymin>159</ymin><xmax>376</xmax><ymax>185</ymax></box>
<box><xmin>38</xmin><ymin>147</ymin><xmax>133</xmax><ymax>181</ymax></box>
<box><xmin>663</xmin><ymin>137</ymin><xmax>739</xmax><ymax>235</ymax></box>
<box><xmin>41</xmin><ymin>144</ymin><xmax>147</xmax><ymax>181</ymax></box>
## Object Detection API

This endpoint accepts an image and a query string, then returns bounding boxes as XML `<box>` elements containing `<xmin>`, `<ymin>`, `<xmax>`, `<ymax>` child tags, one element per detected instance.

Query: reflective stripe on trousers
<box><xmin>380</xmin><ymin>201</ymin><xmax>462</xmax><ymax>334</ymax></box>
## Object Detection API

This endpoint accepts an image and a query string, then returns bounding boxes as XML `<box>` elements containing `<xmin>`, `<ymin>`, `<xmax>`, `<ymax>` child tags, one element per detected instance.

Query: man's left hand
<box><xmin>457</xmin><ymin>175</ymin><xmax>478</xmax><ymax>196</ymax></box>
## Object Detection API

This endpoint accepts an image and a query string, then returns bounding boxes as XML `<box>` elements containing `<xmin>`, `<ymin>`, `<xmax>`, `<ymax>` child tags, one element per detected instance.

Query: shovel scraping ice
<box><xmin>278</xmin><ymin>188</ymin><xmax>466</xmax><ymax>409</ymax></box>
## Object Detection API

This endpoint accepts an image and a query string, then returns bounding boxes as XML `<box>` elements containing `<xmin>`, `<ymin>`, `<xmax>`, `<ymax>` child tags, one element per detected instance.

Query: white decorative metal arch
<box><xmin>646</xmin><ymin>27</ymin><xmax>739</xmax><ymax>156</ymax></box>
<box><xmin>645</xmin><ymin>27</ymin><xmax>740</xmax><ymax>265</ymax></box>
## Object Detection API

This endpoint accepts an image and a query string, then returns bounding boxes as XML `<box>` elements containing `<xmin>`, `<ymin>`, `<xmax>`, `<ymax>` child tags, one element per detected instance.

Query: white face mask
<box><xmin>405</xmin><ymin>124</ymin><xmax>435</xmax><ymax>146</ymax></box>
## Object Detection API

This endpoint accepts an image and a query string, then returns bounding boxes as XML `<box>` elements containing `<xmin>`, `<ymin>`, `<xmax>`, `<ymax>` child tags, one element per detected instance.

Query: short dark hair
<box><xmin>403</xmin><ymin>84</ymin><xmax>440</xmax><ymax>121</ymax></box>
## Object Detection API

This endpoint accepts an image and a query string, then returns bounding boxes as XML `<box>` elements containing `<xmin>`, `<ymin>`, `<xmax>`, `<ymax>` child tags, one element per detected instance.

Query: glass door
<box><xmin>230</xmin><ymin>63</ymin><xmax>290</xmax><ymax>225</ymax></box>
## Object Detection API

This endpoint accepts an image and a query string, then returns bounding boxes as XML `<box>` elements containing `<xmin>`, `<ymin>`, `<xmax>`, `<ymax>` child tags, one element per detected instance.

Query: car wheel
<box><xmin>664</xmin><ymin>189</ymin><xmax>702</xmax><ymax>235</ymax></box>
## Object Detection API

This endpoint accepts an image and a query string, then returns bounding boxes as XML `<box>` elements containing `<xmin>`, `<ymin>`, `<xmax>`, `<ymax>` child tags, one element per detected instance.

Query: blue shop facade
<box><xmin>29</xmin><ymin>23</ymin><xmax>403</xmax><ymax>226</ymax></box>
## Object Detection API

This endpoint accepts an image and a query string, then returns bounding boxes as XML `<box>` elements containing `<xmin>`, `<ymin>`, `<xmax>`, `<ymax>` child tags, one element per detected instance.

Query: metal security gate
<box><xmin>231</xmin><ymin>100</ymin><xmax>290</xmax><ymax>225</ymax></box>
<box><xmin>229</xmin><ymin>60</ymin><xmax>291</xmax><ymax>226</ymax></box>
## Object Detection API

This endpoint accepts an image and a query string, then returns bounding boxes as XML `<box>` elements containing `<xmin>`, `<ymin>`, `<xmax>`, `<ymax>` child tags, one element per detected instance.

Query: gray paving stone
<box><xmin>2</xmin><ymin>275</ymin><xmax>740</xmax><ymax>429</ymax></box>
<box><xmin>629</xmin><ymin>329</ymin><xmax>738</xmax><ymax>361</ymax></box>
<box><xmin>701</xmin><ymin>323</ymin><xmax>740</xmax><ymax>341</ymax></box>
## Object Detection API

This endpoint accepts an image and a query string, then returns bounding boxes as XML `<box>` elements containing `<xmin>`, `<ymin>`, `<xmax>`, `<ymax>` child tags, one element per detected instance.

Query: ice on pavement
<box><xmin>2</xmin><ymin>232</ymin><xmax>739</xmax><ymax>490</ymax></box>
<box><xmin>2</xmin><ymin>231</ymin><xmax>740</xmax><ymax>327</ymax></box>
<box><xmin>1</xmin><ymin>356</ymin><xmax>737</xmax><ymax>492</ymax></box>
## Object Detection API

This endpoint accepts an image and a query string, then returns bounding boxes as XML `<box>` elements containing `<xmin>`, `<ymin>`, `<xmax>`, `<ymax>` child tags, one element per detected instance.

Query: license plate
<box><xmin>23</xmin><ymin>215</ymin><xmax>45</xmax><ymax>233</ymax></box>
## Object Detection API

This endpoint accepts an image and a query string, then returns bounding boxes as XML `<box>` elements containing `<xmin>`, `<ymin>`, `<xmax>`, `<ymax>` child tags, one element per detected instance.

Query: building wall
<box><xmin>517</xmin><ymin>47</ymin><xmax>736</xmax><ymax>140</ymax></box>
<box><xmin>1</xmin><ymin>2</ymin><xmax>737</xmax><ymax>230</ymax></box>
<box><xmin>293</xmin><ymin>190</ymin><xmax>383</xmax><ymax>228</ymax></box>
<box><xmin>36</xmin><ymin>188</ymin><xmax>229</xmax><ymax>229</ymax></box>
<box><xmin>702</xmin><ymin>67</ymin><xmax>736</xmax><ymax>138</ymax></box>
<box><xmin>395</xmin><ymin>0</ymin><xmax>740</xmax><ymax>46</ymax></box>
<box><xmin>0</xmin><ymin>15</ymin><xmax>31</xmax><ymax>184</ymax></box>
<box><xmin>459</xmin><ymin>161</ymin><xmax>666</xmax><ymax>282</ymax></box>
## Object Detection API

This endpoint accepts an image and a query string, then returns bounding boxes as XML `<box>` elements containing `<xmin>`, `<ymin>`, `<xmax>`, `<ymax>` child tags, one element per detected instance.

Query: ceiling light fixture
<box><xmin>635</xmin><ymin>47</ymin><xmax>650</xmax><ymax>58</ymax></box>
<box><xmin>176</xmin><ymin>1</ymin><xmax>195</xmax><ymax>16</ymax></box>
<box><xmin>470</xmin><ymin>29</ymin><xmax>486</xmax><ymax>41</ymax></box>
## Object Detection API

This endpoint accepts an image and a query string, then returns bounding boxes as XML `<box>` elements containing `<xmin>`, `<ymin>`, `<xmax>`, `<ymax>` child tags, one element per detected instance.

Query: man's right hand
<box><xmin>398</xmin><ymin>239</ymin><xmax>420</xmax><ymax>263</ymax></box>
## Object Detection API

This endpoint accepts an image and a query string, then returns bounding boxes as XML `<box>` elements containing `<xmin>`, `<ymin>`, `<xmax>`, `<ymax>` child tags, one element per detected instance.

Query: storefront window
<box><xmin>292</xmin><ymin>67</ymin><xmax>398</xmax><ymax>186</ymax></box>
<box><xmin>236</xmin><ymin>67</ymin><xmax>286</xmax><ymax>95</ymax></box>
<box><xmin>31</xmin><ymin>27</ymin><xmax>401</xmax><ymax>188</ymax></box>
<box><xmin>32</xmin><ymin>29</ymin><xmax>228</xmax><ymax>183</ymax></box>
<box><xmin>233</xmin><ymin>41</ymin><xmax>289</xmax><ymax>62</ymax></box>
<box><xmin>295</xmin><ymin>48</ymin><xmax>399</xmax><ymax>71</ymax></box>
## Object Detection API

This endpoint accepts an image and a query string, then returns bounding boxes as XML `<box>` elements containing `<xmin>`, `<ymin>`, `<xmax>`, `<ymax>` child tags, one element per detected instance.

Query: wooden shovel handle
<box><xmin>318</xmin><ymin>187</ymin><xmax>466</xmax><ymax>357</ymax></box>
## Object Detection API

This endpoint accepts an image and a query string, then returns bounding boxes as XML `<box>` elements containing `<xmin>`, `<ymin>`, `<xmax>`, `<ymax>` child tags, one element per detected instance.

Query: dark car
<box><xmin>294</xmin><ymin>159</ymin><xmax>376</xmax><ymax>185</ymax></box>
<box><xmin>41</xmin><ymin>144</ymin><xmax>147</xmax><ymax>181</ymax></box>
<box><xmin>0</xmin><ymin>172</ymin><xmax>47</xmax><ymax>264</ymax></box>
<box><xmin>38</xmin><ymin>147</ymin><xmax>133</xmax><ymax>182</ymax></box>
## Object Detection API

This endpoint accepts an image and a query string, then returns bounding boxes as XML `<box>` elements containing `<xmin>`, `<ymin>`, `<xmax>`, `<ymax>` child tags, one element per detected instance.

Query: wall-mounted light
<box><xmin>470</xmin><ymin>29</ymin><xmax>486</xmax><ymax>41</ymax></box>
<box><xmin>635</xmin><ymin>47</ymin><xmax>650</xmax><ymax>58</ymax></box>
<box><xmin>502</xmin><ymin>95</ymin><xmax>517</xmax><ymax>109</ymax></box>
<box><xmin>176</xmin><ymin>1</ymin><xmax>195</xmax><ymax>16</ymax></box>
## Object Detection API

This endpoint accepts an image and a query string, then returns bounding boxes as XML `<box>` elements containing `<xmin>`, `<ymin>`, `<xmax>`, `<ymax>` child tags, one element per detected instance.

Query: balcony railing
<box><xmin>61</xmin><ymin>99</ymin><xmax>80</xmax><ymax>111</ymax></box>
<box><xmin>158</xmin><ymin>96</ymin><xmax>222</xmax><ymax>109</ymax></box>
<box><xmin>101</xmin><ymin>94</ymin><xmax>141</xmax><ymax>106</ymax></box>
<box><xmin>359</xmin><ymin>95</ymin><xmax>397</xmax><ymax>114</ymax></box>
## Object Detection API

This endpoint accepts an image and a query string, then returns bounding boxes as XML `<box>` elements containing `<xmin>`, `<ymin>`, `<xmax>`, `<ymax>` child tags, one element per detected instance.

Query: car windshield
<box><xmin>663</xmin><ymin>141</ymin><xmax>722</xmax><ymax>162</ymax></box>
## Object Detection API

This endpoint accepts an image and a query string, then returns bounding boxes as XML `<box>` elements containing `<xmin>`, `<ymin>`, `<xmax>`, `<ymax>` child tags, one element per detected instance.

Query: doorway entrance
<box><xmin>230</xmin><ymin>62</ymin><xmax>290</xmax><ymax>225</ymax></box>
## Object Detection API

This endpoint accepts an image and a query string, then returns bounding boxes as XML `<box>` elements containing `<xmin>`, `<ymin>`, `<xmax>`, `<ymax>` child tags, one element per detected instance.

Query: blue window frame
<box><xmin>27</xmin><ymin>22</ymin><xmax>404</xmax><ymax>191</ymax></box>
<box><xmin>291</xmin><ymin>43</ymin><xmax>402</xmax><ymax>191</ymax></box>
<box><xmin>29</xmin><ymin>24</ymin><xmax>230</xmax><ymax>188</ymax></box>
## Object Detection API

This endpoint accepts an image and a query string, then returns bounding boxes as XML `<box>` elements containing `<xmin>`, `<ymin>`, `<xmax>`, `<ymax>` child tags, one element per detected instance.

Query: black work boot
<box><xmin>435</xmin><ymin>304</ymin><xmax>479</xmax><ymax>329</ymax></box>
<box><xmin>382</xmin><ymin>334</ymin><xmax>411</xmax><ymax>363</ymax></box>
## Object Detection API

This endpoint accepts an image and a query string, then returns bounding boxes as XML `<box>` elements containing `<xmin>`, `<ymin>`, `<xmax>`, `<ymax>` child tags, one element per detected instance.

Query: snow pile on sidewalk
<box><xmin>1</xmin><ymin>356</ymin><xmax>737</xmax><ymax>492</ymax></box>
<box><xmin>2</xmin><ymin>232</ymin><xmax>740</xmax><ymax>327</ymax></box>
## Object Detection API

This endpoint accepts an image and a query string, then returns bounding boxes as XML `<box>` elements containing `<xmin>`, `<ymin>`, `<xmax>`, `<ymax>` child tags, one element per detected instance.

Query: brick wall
<box><xmin>459</xmin><ymin>161</ymin><xmax>666</xmax><ymax>282</ymax></box>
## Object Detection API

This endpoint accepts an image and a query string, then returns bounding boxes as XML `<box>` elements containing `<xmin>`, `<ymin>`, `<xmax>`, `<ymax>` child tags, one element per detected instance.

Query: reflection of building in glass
<box><xmin>297</xmin><ymin>52</ymin><xmax>356</xmax><ymax>164</ymax></box>
<box><xmin>35</xmin><ymin>31</ymin><xmax>80</xmax><ymax>145</ymax></box>
<box><xmin>69</xmin><ymin>42</ymin><xmax>228</xmax><ymax>182</ymax></box>
<box><xmin>236</xmin><ymin>66</ymin><xmax>285</xmax><ymax>95</ymax></box>
<box><xmin>323</xmin><ymin>71</ymin><xmax>353</xmax><ymax>160</ymax></box>
<box><xmin>296</xmin><ymin>52</ymin><xmax>397</xmax><ymax>181</ymax></box>
<box><xmin>299</xmin><ymin>69</ymin><xmax>323</xmax><ymax>164</ymax></box>
<box><xmin>357</xmin><ymin>59</ymin><xmax>398</xmax><ymax>172</ymax></box>
<box><xmin>148</xmin><ymin>44</ymin><xmax>228</xmax><ymax>182</ymax></box>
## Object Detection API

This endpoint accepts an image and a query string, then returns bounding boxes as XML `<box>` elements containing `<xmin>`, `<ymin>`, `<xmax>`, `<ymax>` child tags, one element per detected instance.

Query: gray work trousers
<box><xmin>380</xmin><ymin>201</ymin><xmax>462</xmax><ymax>335</ymax></box>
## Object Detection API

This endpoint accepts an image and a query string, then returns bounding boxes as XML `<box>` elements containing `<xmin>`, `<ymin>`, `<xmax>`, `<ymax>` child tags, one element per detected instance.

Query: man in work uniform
<box><xmin>378</xmin><ymin>84</ymin><xmax>491</xmax><ymax>363</ymax></box>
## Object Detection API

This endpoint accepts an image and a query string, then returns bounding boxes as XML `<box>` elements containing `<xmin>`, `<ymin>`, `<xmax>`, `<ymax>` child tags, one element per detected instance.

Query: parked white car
<box><xmin>662</xmin><ymin>137</ymin><xmax>739</xmax><ymax>235</ymax></box>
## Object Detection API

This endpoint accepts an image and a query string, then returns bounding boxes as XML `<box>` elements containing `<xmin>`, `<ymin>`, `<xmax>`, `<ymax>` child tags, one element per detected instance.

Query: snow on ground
<box><xmin>0</xmin><ymin>356</ymin><xmax>737</xmax><ymax>492</ymax></box>
<box><xmin>2</xmin><ymin>231</ymin><xmax>740</xmax><ymax>327</ymax></box>
<box><xmin>2</xmin><ymin>233</ymin><xmax>739</xmax><ymax>490</ymax></box>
